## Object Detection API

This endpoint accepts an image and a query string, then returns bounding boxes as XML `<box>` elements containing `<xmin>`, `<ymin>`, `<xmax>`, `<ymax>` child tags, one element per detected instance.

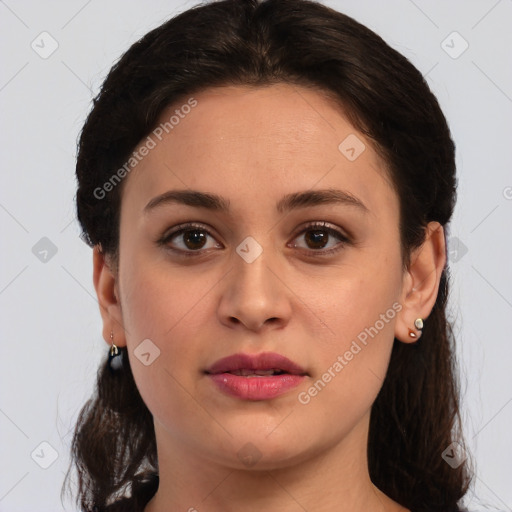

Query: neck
<box><xmin>144</xmin><ymin>411</ymin><xmax>407</xmax><ymax>512</ymax></box>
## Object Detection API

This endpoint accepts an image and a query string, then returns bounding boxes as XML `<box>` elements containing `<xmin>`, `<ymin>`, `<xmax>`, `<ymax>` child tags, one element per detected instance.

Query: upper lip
<box><xmin>205</xmin><ymin>352</ymin><xmax>307</xmax><ymax>376</ymax></box>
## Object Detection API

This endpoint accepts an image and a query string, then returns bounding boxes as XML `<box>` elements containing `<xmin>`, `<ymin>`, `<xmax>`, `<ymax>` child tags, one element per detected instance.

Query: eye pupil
<box><xmin>305</xmin><ymin>230</ymin><xmax>328</xmax><ymax>249</ymax></box>
<box><xmin>184</xmin><ymin>230</ymin><xmax>206</xmax><ymax>249</ymax></box>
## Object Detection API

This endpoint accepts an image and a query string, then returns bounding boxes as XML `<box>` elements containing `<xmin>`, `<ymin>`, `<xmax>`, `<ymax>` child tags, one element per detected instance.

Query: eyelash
<box><xmin>158</xmin><ymin>221</ymin><xmax>351</xmax><ymax>258</ymax></box>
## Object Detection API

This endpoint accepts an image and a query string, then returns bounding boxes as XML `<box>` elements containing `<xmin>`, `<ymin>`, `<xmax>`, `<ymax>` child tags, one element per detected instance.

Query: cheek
<box><xmin>118</xmin><ymin>226</ymin><xmax>220</xmax><ymax>334</ymax></box>
<box><xmin>293</xmin><ymin>245</ymin><xmax>402</xmax><ymax>404</ymax></box>
<box><xmin>296</xmin><ymin>246</ymin><xmax>402</xmax><ymax>350</ymax></box>
<box><xmin>295</xmin><ymin>291</ymin><xmax>400</xmax><ymax>441</ymax></box>
<box><xmin>119</xmin><ymin>258</ymin><xmax>222</xmax><ymax>359</ymax></box>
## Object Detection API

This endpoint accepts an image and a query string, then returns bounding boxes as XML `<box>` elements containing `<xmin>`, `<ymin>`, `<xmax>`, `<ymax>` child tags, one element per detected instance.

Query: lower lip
<box><xmin>207</xmin><ymin>373</ymin><xmax>306</xmax><ymax>400</ymax></box>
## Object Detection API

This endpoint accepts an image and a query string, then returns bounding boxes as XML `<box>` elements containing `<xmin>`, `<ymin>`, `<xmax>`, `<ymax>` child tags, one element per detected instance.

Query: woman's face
<box><xmin>114</xmin><ymin>83</ymin><xmax>408</xmax><ymax>469</ymax></box>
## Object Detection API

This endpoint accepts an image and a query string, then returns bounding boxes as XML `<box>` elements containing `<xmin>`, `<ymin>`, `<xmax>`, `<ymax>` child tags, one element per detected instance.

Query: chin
<box><xmin>209</xmin><ymin>430</ymin><xmax>320</xmax><ymax>472</ymax></box>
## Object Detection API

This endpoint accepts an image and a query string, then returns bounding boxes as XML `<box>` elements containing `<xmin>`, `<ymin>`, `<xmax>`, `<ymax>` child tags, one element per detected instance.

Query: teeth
<box><xmin>229</xmin><ymin>369</ymin><xmax>284</xmax><ymax>376</ymax></box>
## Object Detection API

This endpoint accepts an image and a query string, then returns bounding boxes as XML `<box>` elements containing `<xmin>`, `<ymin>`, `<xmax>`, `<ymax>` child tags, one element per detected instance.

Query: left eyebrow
<box><xmin>143</xmin><ymin>188</ymin><xmax>369</xmax><ymax>215</ymax></box>
<box><xmin>276</xmin><ymin>188</ymin><xmax>369</xmax><ymax>214</ymax></box>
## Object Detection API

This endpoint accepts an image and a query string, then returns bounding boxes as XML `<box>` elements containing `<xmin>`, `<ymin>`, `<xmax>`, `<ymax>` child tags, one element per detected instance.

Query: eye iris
<box><xmin>184</xmin><ymin>230</ymin><xmax>206</xmax><ymax>250</ymax></box>
<box><xmin>305</xmin><ymin>229</ymin><xmax>328</xmax><ymax>249</ymax></box>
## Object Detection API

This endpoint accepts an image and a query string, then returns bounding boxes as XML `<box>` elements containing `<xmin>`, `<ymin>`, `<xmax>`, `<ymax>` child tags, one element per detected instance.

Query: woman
<box><xmin>65</xmin><ymin>0</ymin><xmax>473</xmax><ymax>510</ymax></box>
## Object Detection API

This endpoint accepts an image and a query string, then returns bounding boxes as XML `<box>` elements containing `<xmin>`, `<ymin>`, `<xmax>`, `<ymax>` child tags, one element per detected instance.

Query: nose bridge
<box><xmin>232</xmin><ymin>240</ymin><xmax>277</xmax><ymax>305</ymax></box>
<box><xmin>239</xmin><ymin>251</ymin><xmax>271</xmax><ymax>289</ymax></box>
<box><xmin>218</xmin><ymin>237</ymin><xmax>291</xmax><ymax>330</ymax></box>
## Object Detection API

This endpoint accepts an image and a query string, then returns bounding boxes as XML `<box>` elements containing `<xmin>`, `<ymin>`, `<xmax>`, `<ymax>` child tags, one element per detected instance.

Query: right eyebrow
<box><xmin>144</xmin><ymin>190</ymin><xmax>230</xmax><ymax>213</ymax></box>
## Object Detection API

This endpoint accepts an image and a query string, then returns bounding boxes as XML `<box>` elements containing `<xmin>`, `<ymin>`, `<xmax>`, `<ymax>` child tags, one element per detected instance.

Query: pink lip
<box><xmin>205</xmin><ymin>352</ymin><xmax>307</xmax><ymax>401</ymax></box>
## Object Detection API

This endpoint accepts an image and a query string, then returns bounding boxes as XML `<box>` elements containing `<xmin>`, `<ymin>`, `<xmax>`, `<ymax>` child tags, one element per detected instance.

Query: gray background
<box><xmin>0</xmin><ymin>0</ymin><xmax>511</xmax><ymax>511</ymax></box>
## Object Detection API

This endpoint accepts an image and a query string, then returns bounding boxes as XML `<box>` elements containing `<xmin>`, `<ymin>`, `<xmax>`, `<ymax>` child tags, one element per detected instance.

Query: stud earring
<box><xmin>108</xmin><ymin>331</ymin><xmax>123</xmax><ymax>371</ymax></box>
<box><xmin>408</xmin><ymin>318</ymin><xmax>424</xmax><ymax>340</ymax></box>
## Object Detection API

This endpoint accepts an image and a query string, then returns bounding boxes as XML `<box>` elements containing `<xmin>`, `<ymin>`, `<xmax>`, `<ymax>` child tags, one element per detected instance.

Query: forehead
<box><xmin>122</xmin><ymin>83</ymin><xmax>398</xmax><ymax>221</ymax></box>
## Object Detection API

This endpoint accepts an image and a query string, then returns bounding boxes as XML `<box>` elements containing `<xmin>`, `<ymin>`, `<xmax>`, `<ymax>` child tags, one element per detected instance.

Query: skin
<box><xmin>93</xmin><ymin>83</ymin><xmax>446</xmax><ymax>512</ymax></box>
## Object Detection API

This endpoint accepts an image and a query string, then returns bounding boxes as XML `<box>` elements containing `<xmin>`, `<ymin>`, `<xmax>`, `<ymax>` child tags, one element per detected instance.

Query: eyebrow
<box><xmin>144</xmin><ymin>188</ymin><xmax>369</xmax><ymax>214</ymax></box>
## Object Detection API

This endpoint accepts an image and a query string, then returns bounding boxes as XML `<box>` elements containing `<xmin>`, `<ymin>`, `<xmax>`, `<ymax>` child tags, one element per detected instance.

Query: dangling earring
<box><xmin>108</xmin><ymin>331</ymin><xmax>123</xmax><ymax>371</ymax></box>
<box><xmin>408</xmin><ymin>318</ymin><xmax>424</xmax><ymax>340</ymax></box>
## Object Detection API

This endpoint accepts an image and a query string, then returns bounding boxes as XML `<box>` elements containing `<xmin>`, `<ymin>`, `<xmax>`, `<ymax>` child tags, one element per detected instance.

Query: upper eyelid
<box><xmin>292</xmin><ymin>221</ymin><xmax>348</xmax><ymax>237</ymax></box>
<box><xmin>161</xmin><ymin>222</ymin><xmax>219</xmax><ymax>239</ymax></box>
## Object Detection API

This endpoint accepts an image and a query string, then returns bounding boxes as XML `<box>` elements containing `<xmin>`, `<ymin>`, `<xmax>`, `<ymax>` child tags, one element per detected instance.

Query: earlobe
<box><xmin>394</xmin><ymin>221</ymin><xmax>446</xmax><ymax>344</ymax></box>
<box><xmin>93</xmin><ymin>245</ymin><xmax>127</xmax><ymax>347</ymax></box>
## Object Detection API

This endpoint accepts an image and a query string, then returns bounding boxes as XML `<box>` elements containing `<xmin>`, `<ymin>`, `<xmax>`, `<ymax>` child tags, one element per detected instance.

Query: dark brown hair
<box><xmin>65</xmin><ymin>0</ymin><xmax>473</xmax><ymax>510</ymax></box>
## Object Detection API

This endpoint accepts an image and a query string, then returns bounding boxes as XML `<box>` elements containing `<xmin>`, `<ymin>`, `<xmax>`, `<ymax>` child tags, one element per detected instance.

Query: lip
<box><xmin>205</xmin><ymin>352</ymin><xmax>308</xmax><ymax>401</ymax></box>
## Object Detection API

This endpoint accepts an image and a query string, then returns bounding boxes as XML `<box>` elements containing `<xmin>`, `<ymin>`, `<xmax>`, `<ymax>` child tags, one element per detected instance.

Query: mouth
<box><xmin>204</xmin><ymin>351</ymin><xmax>308</xmax><ymax>377</ymax></box>
<box><xmin>205</xmin><ymin>352</ymin><xmax>308</xmax><ymax>400</ymax></box>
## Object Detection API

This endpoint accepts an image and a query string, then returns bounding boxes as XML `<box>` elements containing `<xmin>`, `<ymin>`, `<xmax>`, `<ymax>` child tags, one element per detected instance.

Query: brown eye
<box><xmin>160</xmin><ymin>223</ymin><xmax>222</xmax><ymax>255</ymax></box>
<box><xmin>290</xmin><ymin>222</ymin><xmax>350</xmax><ymax>255</ymax></box>
<box><xmin>182</xmin><ymin>229</ymin><xmax>207</xmax><ymax>250</ymax></box>
<box><xmin>304</xmin><ymin>229</ymin><xmax>329</xmax><ymax>249</ymax></box>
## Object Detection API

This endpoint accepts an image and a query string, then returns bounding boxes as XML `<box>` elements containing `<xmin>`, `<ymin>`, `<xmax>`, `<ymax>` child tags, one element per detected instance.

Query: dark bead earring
<box><xmin>108</xmin><ymin>331</ymin><xmax>123</xmax><ymax>372</ymax></box>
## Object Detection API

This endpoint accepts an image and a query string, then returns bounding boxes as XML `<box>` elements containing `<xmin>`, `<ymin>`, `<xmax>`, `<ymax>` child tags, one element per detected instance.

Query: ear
<box><xmin>394</xmin><ymin>221</ymin><xmax>446</xmax><ymax>343</ymax></box>
<box><xmin>93</xmin><ymin>246</ymin><xmax>127</xmax><ymax>348</ymax></box>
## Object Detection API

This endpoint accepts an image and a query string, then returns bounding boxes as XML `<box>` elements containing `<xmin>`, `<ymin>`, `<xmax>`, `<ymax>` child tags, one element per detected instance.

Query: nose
<box><xmin>217</xmin><ymin>247</ymin><xmax>292</xmax><ymax>332</ymax></box>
